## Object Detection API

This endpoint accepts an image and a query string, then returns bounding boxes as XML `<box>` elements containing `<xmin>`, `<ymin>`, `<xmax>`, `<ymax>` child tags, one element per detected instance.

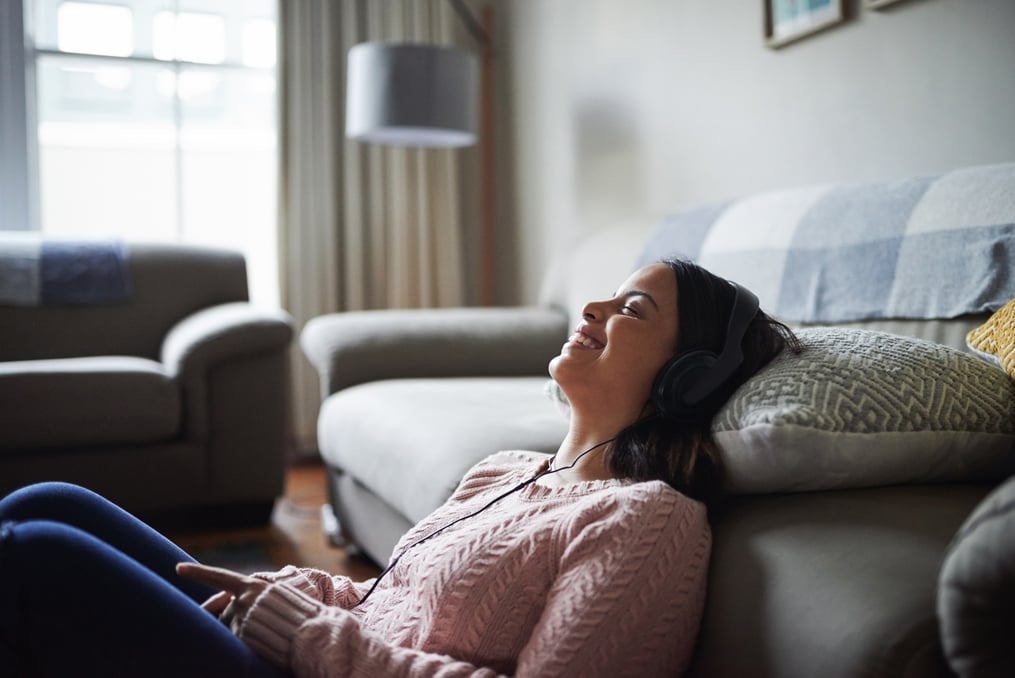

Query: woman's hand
<box><xmin>176</xmin><ymin>562</ymin><xmax>268</xmax><ymax>635</ymax></box>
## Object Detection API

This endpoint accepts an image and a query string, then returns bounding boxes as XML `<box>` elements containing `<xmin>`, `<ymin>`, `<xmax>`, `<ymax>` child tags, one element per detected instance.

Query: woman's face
<box><xmin>549</xmin><ymin>263</ymin><xmax>679</xmax><ymax>422</ymax></box>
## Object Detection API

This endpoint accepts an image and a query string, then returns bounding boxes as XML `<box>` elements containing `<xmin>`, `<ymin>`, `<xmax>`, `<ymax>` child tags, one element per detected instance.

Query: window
<box><xmin>5</xmin><ymin>0</ymin><xmax>279</xmax><ymax>307</ymax></box>
<box><xmin>57</xmin><ymin>2</ymin><xmax>134</xmax><ymax>56</ymax></box>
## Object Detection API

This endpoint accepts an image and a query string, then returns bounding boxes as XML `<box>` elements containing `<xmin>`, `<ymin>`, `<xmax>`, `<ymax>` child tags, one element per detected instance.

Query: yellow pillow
<box><xmin>967</xmin><ymin>298</ymin><xmax>1015</xmax><ymax>380</ymax></box>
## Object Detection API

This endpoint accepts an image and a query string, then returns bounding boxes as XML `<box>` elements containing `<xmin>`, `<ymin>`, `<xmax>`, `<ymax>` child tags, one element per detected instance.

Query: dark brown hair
<box><xmin>605</xmin><ymin>258</ymin><xmax>801</xmax><ymax>516</ymax></box>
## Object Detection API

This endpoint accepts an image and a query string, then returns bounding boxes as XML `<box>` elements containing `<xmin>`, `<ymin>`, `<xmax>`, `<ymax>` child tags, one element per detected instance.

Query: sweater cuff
<box><xmin>251</xmin><ymin>564</ymin><xmax>301</xmax><ymax>584</ymax></box>
<box><xmin>239</xmin><ymin>583</ymin><xmax>326</xmax><ymax>668</ymax></box>
<box><xmin>252</xmin><ymin>565</ymin><xmax>330</xmax><ymax>599</ymax></box>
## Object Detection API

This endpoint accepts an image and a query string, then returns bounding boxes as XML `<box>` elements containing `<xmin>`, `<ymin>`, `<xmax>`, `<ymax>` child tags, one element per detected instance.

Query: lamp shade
<box><xmin>345</xmin><ymin>42</ymin><xmax>479</xmax><ymax>148</ymax></box>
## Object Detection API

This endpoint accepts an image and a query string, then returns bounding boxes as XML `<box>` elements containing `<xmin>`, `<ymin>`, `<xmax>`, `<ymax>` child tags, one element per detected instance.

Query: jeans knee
<box><xmin>0</xmin><ymin>482</ymin><xmax>99</xmax><ymax>521</ymax></box>
<box><xmin>9</xmin><ymin>481</ymin><xmax>90</xmax><ymax>499</ymax></box>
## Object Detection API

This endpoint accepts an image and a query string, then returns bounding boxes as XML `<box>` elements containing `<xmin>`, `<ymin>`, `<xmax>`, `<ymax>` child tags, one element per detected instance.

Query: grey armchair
<box><xmin>0</xmin><ymin>242</ymin><xmax>294</xmax><ymax>525</ymax></box>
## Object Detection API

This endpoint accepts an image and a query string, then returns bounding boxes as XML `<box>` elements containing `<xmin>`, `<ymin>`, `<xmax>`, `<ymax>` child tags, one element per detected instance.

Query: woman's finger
<box><xmin>176</xmin><ymin>562</ymin><xmax>251</xmax><ymax>593</ymax></box>
<box><xmin>201</xmin><ymin>590</ymin><xmax>233</xmax><ymax>616</ymax></box>
<box><xmin>221</xmin><ymin>597</ymin><xmax>246</xmax><ymax>635</ymax></box>
<box><xmin>178</xmin><ymin>561</ymin><xmax>267</xmax><ymax>635</ymax></box>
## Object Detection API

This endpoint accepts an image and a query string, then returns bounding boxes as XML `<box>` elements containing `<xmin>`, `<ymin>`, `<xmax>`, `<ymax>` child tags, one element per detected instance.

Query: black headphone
<box><xmin>652</xmin><ymin>280</ymin><xmax>760</xmax><ymax>420</ymax></box>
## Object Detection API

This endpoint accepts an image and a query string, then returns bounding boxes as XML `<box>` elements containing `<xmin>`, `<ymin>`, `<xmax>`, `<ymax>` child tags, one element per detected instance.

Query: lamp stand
<box><xmin>478</xmin><ymin>5</ymin><xmax>496</xmax><ymax>307</ymax></box>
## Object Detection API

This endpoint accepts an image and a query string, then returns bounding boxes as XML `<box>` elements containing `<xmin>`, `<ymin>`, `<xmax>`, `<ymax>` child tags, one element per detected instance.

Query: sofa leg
<box><xmin>320</xmin><ymin>502</ymin><xmax>348</xmax><ymax>548</ymax></box>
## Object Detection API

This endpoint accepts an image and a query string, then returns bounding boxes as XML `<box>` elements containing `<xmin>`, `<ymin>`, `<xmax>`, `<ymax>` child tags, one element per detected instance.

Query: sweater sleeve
<box><xmin>239</xmin><ymin>584</ymin><xmax>503</xmax><ymax>678</ymax></box>
<box><xmin>236</xmin><ymin>485</ymin><xmax>710</xmax><ymax>678</ymax></box>
<box><xmin>251</xmin><ymin>565</ymin><xmax>374</xmax><ymax>609</ymax></box>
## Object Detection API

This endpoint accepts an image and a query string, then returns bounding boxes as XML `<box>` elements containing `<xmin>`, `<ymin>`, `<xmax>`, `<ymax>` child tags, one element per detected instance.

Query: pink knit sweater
<box><xmin>240</xmin><ymin>451</ymin><xmax>712</xmax><ymax>677</ymax></box>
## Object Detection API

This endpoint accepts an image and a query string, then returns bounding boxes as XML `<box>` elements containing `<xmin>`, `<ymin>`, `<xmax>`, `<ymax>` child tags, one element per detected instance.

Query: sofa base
<box><xmin>689</xmin><ymin>483</ymin><xmax>993</xmax><ymax>678</ymax></box>
<box><xmin>325</xmin><ymin>465</ymin><xmax>412</xmax><ymax>567</ymax></box>
<box><xmin>0</xmin><ymin>442</ymin><xmax>282</xmax><ymax>527</ymax></box>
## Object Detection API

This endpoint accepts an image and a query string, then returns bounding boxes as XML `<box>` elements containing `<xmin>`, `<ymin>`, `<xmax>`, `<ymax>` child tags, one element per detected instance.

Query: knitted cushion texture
<box><xmin>713</xmin><ymin>327</ymin><xmax>1015</xmax><ymax>493</ymax></box>
<box><xmin>967</xmin><ymin>297</ymin><xmax>1015</xmax><ymax>380</ymax></box>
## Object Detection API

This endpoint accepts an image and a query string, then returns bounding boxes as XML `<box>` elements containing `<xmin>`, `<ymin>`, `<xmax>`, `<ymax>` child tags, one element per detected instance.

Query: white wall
<box><xmin>498</xmin><ymin>0</ymin><xmax>1015</xmax><ymax>305</ymax></box>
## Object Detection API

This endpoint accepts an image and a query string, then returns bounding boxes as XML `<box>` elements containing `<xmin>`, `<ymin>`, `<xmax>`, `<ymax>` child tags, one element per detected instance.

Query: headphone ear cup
<box><xmin>652</xmin><ymin>351</ymin><xmax>717</xmax><ymax>419</ymax></box>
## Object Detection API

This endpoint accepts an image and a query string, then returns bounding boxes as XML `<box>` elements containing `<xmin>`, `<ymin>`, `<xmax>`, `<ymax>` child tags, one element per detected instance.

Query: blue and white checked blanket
<box><xmin>0</xmin><ymin>235</ymin><xmax>131</xmax><ymax>306</ymax></box>
<box><xmin>637</xmin><ymin>162</ymin><xmax>1015</xmax><ymax>322</ymax></box>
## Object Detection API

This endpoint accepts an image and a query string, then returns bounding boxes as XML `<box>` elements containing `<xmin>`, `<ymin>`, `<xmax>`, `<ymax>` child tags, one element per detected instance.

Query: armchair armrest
<box><xmin>161</xmin><ymin>302</ymin><xmax>294</xmax><ymax>438</ymax></box>
<box><xmin>300</xmin><ymin>306</ymin><xmax>568</xmax><ymax>397</ymax></box>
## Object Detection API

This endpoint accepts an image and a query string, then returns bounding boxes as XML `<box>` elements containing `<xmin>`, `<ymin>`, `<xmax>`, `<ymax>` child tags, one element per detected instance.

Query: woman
<box><xmin>0</xmin><ymin>259</ymin><xmax>797</xmax><ymax>677</ymax></box>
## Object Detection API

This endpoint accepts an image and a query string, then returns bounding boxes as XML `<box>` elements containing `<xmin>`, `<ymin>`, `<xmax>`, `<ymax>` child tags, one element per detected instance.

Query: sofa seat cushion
<box><xmin>317</xmin><ymin>377</ymin><xmax>568</xmax><ymax>524</ymax></box>
<box><xmin>0</xmin><ymin>356</ymin><xmax>181</xmax><ymax>450</ymax></box>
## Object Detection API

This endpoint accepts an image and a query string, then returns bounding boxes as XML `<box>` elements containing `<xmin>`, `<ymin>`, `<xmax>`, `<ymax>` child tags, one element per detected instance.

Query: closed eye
<box><xmin>615</xmin><ymin>289</ymin><xmax>659</xmax><ymax>314</ymax></box>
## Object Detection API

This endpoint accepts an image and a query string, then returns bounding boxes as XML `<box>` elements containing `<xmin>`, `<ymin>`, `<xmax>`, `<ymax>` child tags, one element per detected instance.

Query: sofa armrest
<box><xmin>300</xmin><ymin>306</ymin><xmax>569</xmax><ymax>397</ymax></box>
<box><xmin>161</xmin><ymin>302</ymin><xmax>294</xmax><ymax>438</ymax></box>
<box><xmin>938</xmin><ymin>475</ymin><xmax>1015</xmax><ymax>678</ymax></box>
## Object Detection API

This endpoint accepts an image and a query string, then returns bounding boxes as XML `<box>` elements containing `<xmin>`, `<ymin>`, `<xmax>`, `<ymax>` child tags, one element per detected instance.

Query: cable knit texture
<box><xmin>241</xmin><ymin>451</ymin><xmax>712</xmax><ymax>677</ymax></box>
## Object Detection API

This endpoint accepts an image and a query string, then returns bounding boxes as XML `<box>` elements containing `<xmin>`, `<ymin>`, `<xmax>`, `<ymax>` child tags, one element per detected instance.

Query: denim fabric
<box><xmin>0</xmin><ymin>482</ymin><xmax>287</xmax><ymax>677</ymax></box>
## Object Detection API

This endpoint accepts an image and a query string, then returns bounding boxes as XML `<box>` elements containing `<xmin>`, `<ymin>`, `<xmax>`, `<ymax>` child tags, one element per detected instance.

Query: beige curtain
<box><xmin>279</xmin><ymin>0</ymin><xmax>479</xmax><ymax>452</ymax></box>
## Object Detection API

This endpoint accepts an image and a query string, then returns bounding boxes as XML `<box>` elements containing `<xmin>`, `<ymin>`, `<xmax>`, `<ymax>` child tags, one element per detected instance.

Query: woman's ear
<box><xmin>543</xmin><ymin>379</ymin><xmax>571</xmax><ymax>420</ymax></box>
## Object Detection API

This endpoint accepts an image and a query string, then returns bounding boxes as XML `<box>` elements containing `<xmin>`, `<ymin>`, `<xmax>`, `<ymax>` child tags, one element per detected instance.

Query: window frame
<box><xmin>2</xmin><ymin>0</ymin><xmax>277</xmax><ymax>235</ymax></box>
<box><xmin>0</xmin><ymin>0</ymin><xmax>39</xmax><ymax>232</ymax></box>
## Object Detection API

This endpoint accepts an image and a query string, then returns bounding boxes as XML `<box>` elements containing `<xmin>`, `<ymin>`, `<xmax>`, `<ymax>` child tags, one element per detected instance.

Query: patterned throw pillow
<box><xmin>714</xmin><ymin>328</ymin><xmax>1015</xmax><ymax>494</ymax></box>
<box><xmin>967</xmin><ymin>298</ymin><xmax>1015</xmax><ymax>380</ymax></box>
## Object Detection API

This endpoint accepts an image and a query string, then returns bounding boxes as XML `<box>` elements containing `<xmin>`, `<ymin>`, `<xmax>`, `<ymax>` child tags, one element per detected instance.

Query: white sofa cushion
<box><xmin>317</xmin><ymin>377</ymin><xmax>568</xmax><ymax>523</ymax></box>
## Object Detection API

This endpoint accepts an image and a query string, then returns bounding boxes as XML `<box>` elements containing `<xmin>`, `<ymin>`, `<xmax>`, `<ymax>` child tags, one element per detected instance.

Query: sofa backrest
<box><xmin>1</xmin><ymin>243</ymin><xmax>248</xmax><ymax>361</ymax></box>
<box><xmin>541</xmin><ymin>162</ymin><xmax>1015</xmax><ymax>353</ymax></box>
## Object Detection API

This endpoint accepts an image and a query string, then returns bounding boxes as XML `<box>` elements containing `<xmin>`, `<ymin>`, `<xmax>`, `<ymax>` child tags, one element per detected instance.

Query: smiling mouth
<box><xmin>568</xmin><ymin>331</ymin><xmax>604</xmax><ymax>350</ymax></box>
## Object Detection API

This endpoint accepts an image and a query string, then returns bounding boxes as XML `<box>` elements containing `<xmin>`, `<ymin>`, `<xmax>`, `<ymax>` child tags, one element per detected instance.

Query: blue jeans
<box><xmin>0</xmin><ymin>482</ymin><xmax>287</xmax><ymax>677</ymax></box>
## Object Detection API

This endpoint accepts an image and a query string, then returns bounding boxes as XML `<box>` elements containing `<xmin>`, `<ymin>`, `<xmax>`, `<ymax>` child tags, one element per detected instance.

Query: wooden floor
<box><xmin>171</xmin><ymin>461</ymin><xmax>382</xmax><ymax>582</ymax></box>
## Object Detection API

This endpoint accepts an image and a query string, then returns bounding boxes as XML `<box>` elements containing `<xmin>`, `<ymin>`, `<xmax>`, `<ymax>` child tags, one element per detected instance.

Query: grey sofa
<box><xmin>302</xmin><ymin>162</ymin><xmax>1015</xmax><ymax>677</ymax></box>
<box><xmin>0</xmin><ymin>241</ymin><xmax>294</xmax><ymax>525</ymax></box>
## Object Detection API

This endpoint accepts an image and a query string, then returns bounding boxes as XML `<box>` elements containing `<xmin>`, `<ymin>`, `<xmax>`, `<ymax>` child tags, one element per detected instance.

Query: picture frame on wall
<box><xmin>865</xmin><ymin>0</ymin><xmax>910</xmax><ymax>9</ymax></box>
<box><xmin>764</xmin><ymin>0</ymin><xmax>846</xmax><ymax>48</ymax></box>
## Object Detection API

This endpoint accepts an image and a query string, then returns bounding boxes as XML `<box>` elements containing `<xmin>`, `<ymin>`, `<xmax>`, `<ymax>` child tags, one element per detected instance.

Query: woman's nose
<box><xmin>581</xmin><ymin>300</ymin><xmax>606</xmax><ymax>322</ymax></box>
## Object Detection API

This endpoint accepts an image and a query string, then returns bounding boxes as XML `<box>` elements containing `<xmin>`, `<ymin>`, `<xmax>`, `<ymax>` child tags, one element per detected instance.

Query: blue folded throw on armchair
<box><xmin>0</xmin><ymin>237</ymin><xmax>131</xmax><ymax>306</ymax></box>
